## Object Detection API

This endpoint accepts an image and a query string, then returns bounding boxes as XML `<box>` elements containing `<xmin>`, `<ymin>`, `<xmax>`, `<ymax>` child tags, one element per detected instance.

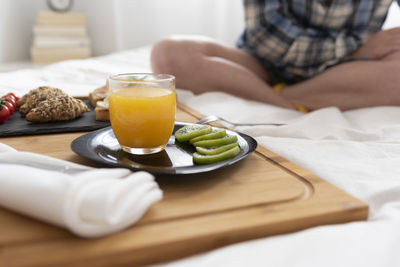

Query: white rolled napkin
<box><xmin>0</xmin><ymin>143</ymin><xmax>162</xmax><ymax>238</ymax></box>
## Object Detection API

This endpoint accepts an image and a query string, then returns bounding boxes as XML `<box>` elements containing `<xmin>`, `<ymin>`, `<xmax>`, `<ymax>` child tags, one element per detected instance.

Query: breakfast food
<box><xmin>94</xmin><ymin>101</ymin><xmax>109</xmax><ymax>121</ymax></box>
<box><xmin>174</xmin><ymin>124</ymin><xmax>212</xmax><ymax>142</ymax></box>
<box><xmin>195</xmin><ymin>143</ymin><xmax>239</xmax><ymax>155</ymax></box>
<box><xmin>18</xmin><ymin>86</ymin><xmax>67</xmax><ymax>116</ymax></box>
<box><xmin>89</xmin><ymin>85</ymin><xmax>109</xmax><ymax>121</ymax></box>
<box><xmin>174</xmin><ymin>124</ymin><xmax>241</xmax><ymax>164</ymax></box>
<box><xmin>17</xmin><ymin>86</ymin><xmax>88</xmax><ymax>123</ymax></box>
<box><xmin>192</xmin><ymin>135</ymin><xmax>238</xmax><ymax>148</ymax></box>
<box><xmin>193</xmin><ymin>146</ymin><xmax>241</xmax><ymax>164</ymax></box>
<box><xmin>0</xmin><ymin>100</ymin><xmax>11</xmax><ymax>123</ymax></box>
<box><xmin>0</xmin><ymin>92</ymin><xmax>19</xmax><ymax>123</ymax></box>
<box><xmin>25</xmin><ymin>95</ymin><xmax>88</xmax><ymax>123</ymax></box>
<box><xmin>189</xmin><ymin>129</ymin><xmax>226</xmax><ymax>144</ymax></box>
<box><xmin>89</xmin><ymin>85</ymin><xmax>107</xmax><ymax>107</ymax></box>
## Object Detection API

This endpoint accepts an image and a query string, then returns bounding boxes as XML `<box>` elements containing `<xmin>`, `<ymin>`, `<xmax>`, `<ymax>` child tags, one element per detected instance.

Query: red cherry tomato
<box><xmin>0</xmin><ymin>103</ymin><xmax>10</xmax><ymax>123</ymax></box>
<box><xmin>2</xmin><ymin>94</ymin><xmax>17</xmax><ymax>105</ymax></box>
<box><xmin>5</xmin><ymin>92</ymin><xmax>17</xmax><ymax>98</ymax></box>
<box><xmin>2</xmin><ymin>94</ymin><xmax>15</xmax><ymax>102</ymax></box>
<box><xmin>2</xmin><ymin>100</ymin><xmax>14</xmax><ymax>114</ymax></box>
<box><xmin>5</xmin><ymin>92</ymin><xmax>19</xmax><ymax>101</ymax></box>
<box><xmin>1</xmin><ymin>96</ymin><xmax>16</xmax><ymax>109</ymax></box>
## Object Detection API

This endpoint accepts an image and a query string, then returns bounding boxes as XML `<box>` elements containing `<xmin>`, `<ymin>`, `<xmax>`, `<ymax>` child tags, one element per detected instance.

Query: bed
<box><xmin>1</xmin><ymin>46</ymin><xmax>400</xmax><ymax>266</ymax></box>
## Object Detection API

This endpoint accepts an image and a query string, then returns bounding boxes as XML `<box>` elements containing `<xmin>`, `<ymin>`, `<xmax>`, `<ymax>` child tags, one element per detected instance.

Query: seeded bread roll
<box><xmin>25</xmin><ymin>95</ymin><xmax>89</xmax><ymax>123</ymax></box>
<box><xmin>18</xmin><ymin>86</ymin><xmax>67</xmax><ymax>116</ymax></box>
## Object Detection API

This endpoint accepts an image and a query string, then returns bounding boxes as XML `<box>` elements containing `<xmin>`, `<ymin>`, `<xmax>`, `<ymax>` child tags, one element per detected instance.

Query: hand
<box><xmin>350</xmin><ymin>27</ymin><xmax>400</xmax><ymax>60</ymax></box>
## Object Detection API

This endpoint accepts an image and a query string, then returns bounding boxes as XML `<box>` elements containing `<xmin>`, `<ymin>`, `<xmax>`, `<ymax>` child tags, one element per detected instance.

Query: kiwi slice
<box><xmin>193</xmin><ymin>146</ymin><xmax>241</xmax><ymax>164</ymax></box>
<box><xmin>196</xmin><ymin>142</ymin><xmax>239</xmax><ymax>155</ymax></box>
<box><xmin>174</xmin><ymin>124</ymin><xmax>212</xmax><ymax>142</ymax></box>
<box><xmin>189</xmin><ymin>129</ymin><xmax>226</xmax><ymax>144</ymax></box>
<box><xmin>192</xmin><ymin>135</ymin><xmax>238</xmax><ymax>148</ymax></box>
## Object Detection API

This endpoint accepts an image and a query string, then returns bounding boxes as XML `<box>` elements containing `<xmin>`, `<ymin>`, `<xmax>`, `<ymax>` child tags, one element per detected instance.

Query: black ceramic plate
<box><xmin>71</xmin><ymin>122</ymin><xmax>257</xmax><ymax>175</ymax></box>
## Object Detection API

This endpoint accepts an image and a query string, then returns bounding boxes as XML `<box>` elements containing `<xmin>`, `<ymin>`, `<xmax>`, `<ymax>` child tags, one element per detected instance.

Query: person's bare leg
<box><xmin>281</xmin><ymin>52</ymin><xmax>400</xmax><ymax>111</ymax></box>
<box><xmin>151</xmin><ymin>36</ymin><xmax>293</xmax><ymax>109</ymax></box>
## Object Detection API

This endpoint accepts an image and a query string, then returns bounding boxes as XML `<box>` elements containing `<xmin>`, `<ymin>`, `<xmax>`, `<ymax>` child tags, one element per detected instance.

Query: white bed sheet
<box><xmin>1</xmin><ymin>47</ymin><xmax>400</xmax><ymax>267</ymax></box>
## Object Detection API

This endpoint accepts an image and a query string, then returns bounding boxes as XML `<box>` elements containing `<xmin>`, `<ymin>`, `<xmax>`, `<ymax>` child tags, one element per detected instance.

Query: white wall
<box><xmin>0</xmin><ymin>0</ymin><xmax>244</xmax><ymax>63</ymax></box>
<box><xmin>109</xmin><ymin>0</ymin><xmax>244</xmax><ymax>49</ymax></box>
<box><xmin>1</xmin><ymin>0</ymin><xmax>398</xmax><ymax>64</ymax></box>
<box><xmin>0</xmin><ymin>0</ymin><xmax>47</xmax><ymax>62</ymax></box>
<box><xmin>73</xmin><ymin>0</ymin><xmax>121</xmax><ymax>56</ymax></box>
<box><xmin>77</xmin><ymin>0</ymin><xmax>244</xmax><ymax>55</ymax></box>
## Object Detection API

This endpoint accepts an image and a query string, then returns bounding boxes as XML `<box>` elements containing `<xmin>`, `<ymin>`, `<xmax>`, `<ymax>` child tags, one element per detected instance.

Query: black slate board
<box><xmin>0</xmin><ymin>100</ymin><xmax>110</xmax><ymax>137</ymax></box>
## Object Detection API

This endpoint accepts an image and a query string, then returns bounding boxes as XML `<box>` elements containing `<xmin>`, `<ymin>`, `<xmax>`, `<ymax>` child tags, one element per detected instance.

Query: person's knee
<box><xmin>151</xmin><ymin>39</ymin><xmax>176</xmax><ymax>74</ymax></box>
<box><xmin>151</xmin><ymin>38</ymin><xmax>200</xmax><ymax>76</ymax></box>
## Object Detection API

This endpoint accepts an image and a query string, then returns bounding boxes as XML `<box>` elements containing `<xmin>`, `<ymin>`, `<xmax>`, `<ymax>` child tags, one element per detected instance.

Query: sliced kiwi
<box><xmin>193</xmin><ymin>146</ymin><xmax>241</xmax><ymax>164</ymax></box>
<box><xmin>189</xmin><ymin>129</ymin><xmax>226</xmax><ymax>144</ymax></box>
<box><xmin>192</xmin><ymin>135</ymin><xmax>238</xmax><ymax>148</ymax></box>
<box><xmin>196</xmin><ymin>142</ymin><xmax>239</xmax><ymax>155</ymax></box>
<box><xmin>174</xmin><ymin>124</ymin><xmax>212</xmax><ymax>142</ymax></box>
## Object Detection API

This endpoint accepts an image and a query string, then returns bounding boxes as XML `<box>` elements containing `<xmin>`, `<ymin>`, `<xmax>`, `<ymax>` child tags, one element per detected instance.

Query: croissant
<box><xmin>25</xmin><ymin>95</ymin><xmax>89</xmax><ymax>123</ymax></box>
<box><xmin>18</xmin><ymin>86</ymin><xmax>67</xmax><ymax>116</ymax></box>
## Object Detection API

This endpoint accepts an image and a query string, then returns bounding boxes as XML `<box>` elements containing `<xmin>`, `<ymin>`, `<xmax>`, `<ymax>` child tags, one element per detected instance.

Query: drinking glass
<box><xmin>108</xmin><ymin>73</ymin><xmax>176</xmax><ymax>155</ymax></box>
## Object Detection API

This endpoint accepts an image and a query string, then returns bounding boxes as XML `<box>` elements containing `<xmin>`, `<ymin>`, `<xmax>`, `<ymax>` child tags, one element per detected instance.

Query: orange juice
<box><xmin>109</xmin><ymin>86</ymin><xmax>176</xmax><ymax>151</ymax></box>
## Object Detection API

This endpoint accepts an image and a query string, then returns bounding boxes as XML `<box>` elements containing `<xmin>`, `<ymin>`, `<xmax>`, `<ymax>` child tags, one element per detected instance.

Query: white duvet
<box><xmin>1</xmin><ymin>47</ymin><xmax>399</xmax><ymax>267</ymax></box>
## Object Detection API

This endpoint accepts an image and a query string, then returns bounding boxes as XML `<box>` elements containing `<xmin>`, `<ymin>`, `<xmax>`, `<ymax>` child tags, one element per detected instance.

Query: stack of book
<box><xmin>30</xmin><ymin>11</ymin><xmax>91</xmax><ymax>64</ymax></box>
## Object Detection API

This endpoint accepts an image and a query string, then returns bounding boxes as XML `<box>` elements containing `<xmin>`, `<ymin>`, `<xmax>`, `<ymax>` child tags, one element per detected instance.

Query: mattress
<box><xmin>1</xmin><ymin>46</ymin><xmax>400</xmax><ymax>267</ymax></box>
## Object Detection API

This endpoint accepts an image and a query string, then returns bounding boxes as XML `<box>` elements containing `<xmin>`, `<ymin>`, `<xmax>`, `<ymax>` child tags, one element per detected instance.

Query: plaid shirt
<box><xmin>237</xmin><ymin>0</ymin><xmax>398</xmax><ymax>83</ymax></box>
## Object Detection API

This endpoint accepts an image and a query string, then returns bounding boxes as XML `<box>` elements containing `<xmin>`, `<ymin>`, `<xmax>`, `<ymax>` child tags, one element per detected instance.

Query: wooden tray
<box><xmin>0</xmin><ymin>103</ymin><xmax>368</xmax><ymax>266</ymax></box>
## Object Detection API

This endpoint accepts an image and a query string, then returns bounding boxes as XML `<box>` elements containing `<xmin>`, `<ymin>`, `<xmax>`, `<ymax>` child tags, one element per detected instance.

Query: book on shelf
<box><xmin>30</xmin><ymin>10</ymin><xmax>92</xmax><ymax>64</ymax></box>
<box><xmin>33</xmin><ymin>25</ymin><xmax>87</xmax><ymax>37</ymax></box>
<box><xmin>33</xmin><ymin>36</ymin><xmax>90</xmax><ymax>47</ymax></box>
<box><xmin>35</xmin><ymin>11</ymin><xmax>86</xmax><ymax>26</ymax></box>
<box><xmin>30</xmin><ymin>46</ymin><xmax>91</xmax><ymax>64</ymax></box>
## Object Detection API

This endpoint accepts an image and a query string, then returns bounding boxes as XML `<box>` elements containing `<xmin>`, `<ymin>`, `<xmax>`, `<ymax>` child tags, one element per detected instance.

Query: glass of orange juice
<box><xmin>108</xmin><ymin>73</ymin><xmax>176</xmax><ymax>155</ymax></box>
